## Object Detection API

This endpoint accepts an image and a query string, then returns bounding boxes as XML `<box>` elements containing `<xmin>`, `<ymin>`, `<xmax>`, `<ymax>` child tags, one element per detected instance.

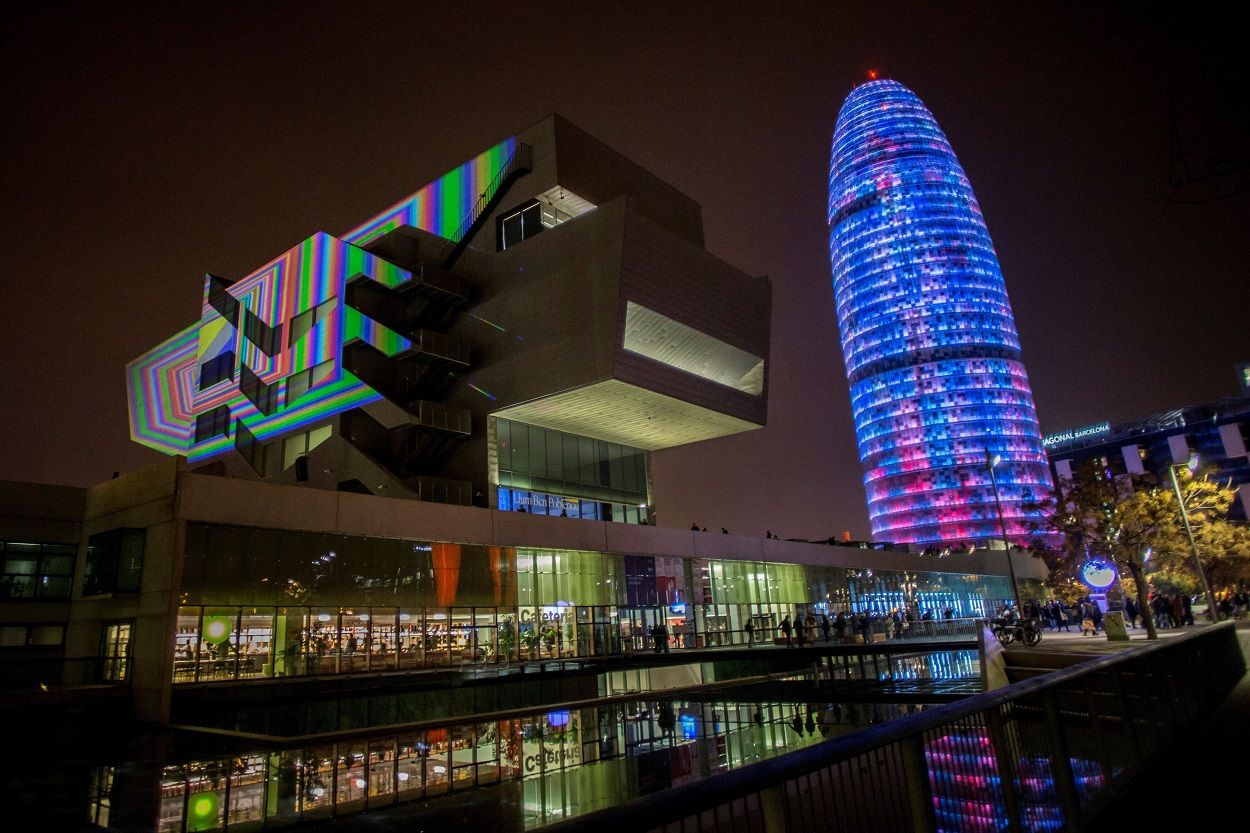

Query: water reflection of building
<box><xmin>88</xmin><ymin>698</ymin><xmax>914</xmax><ymax>832</ymax></box>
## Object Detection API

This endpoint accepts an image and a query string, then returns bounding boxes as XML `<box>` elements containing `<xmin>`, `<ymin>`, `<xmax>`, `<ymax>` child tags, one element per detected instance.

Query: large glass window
<box><xmin>83</xmin><ymin>529</ymin><xmax>144</xmax><ymax>596</ymax></box>
<box><xmin>494</xmin><ymin>419</ymin><xmax>649</xmax><ymax>519</ymax></box>
<box><xmin>498</xmin><ymin>201</ymin><xmax>543</xmax><ymax>250</ymax></box>
<box><xmin>0</xmin><ymin>541</ymin><xmax>75</xmax><ymax>599</ymax></box>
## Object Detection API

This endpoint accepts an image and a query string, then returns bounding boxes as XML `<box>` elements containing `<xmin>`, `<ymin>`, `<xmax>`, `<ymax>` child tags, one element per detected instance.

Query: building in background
<box><xmin>827</xmin><ymin>78</ymin><xmax>1052</xmax><ymax>548</ymax></box>
<box><xmin>1046</xmin><ymin>395</ymin><xmax>1250</xmax><ymax>521</ymax></box>
<box><xmin>127</xmin><ymin>115</ymin><xmax>770</xmax><ymax>526</ymax></box>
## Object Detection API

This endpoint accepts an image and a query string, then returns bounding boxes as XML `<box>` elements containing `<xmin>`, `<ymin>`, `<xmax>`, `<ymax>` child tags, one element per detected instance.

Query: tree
<box><xmin>1033</xmin><ymin>461</ymin><xmax>1250</xmax><ymax>640</ymax></box>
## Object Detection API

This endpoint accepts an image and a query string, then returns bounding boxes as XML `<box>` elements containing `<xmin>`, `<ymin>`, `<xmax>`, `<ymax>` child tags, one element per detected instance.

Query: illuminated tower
<box><xmin>828</xmin><ymin>78</ymin><xmax>1052</xmax><ymax>547</ymax></box>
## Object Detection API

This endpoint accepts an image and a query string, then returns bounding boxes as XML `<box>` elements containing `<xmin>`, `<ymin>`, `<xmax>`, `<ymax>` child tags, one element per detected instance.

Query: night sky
<box><xmin>2</xmin><ymin>3</ymin><xmax>1245</xmax><ymax>540</ymax></box>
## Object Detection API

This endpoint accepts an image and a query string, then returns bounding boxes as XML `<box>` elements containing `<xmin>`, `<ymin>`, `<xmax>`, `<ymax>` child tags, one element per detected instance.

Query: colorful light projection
<box><xmin>342</xmin><ymin>137</ymin><xmax>518</xmax><ymax>247</ymax></box>
<box><xmin>129</xmin><ymin>137</ymin><xmax>519</xmax><ymax>464</ymax></box>
<box><xmin>828</xmin><ymin>80</ymin><xmax>1053</xmax><ymax>546</ymax></box>
<box><xmin>128</xmin><ymin>233</ymin><xmax>413</xmax><ymax>460</ymax></box>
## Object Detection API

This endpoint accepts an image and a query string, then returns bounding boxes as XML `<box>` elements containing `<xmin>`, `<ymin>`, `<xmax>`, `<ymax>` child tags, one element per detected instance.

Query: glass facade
<box><xmin>493</xmin><ymin>418</ymin><xmax>649</xmax><ymax>524</ymax></box>
<box><xmin>0</xmin><ymin>540</ymin><xmax>76</xmax><ymax>600</ymax></box>
<box><xmin>828</xmin><ymin>79</ymin><xmax>1053</xmax><ymax>546</ymax></box>
<box><xmin>170</xmin><ymin>523</ymin><xmax>1021</xmax><ymax>683</ymax></box>
<box><xmin>138</xmin><ymin>697</ymin><xmax>918</xmax><ymax>832</ymax></box>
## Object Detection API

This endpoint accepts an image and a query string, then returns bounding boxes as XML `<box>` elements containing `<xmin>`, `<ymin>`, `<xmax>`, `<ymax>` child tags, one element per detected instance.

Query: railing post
<box><xmin>984</xmin><ymin>706</ymin><xmax>1023</xmax><ymax>833</ymax></box>
<box><xmin>1040</xmin><ymin>688</ymin><xmax>1084</xmax><ymax>832</ymax></box>
<box><xmin>899</xmin><ymin>734</ymin><xmax>937</xmax><ymax>833</ymax></box>
<box><xmin>757</xmin><ymin>783</ymin><xmax>790</xmax><ymax>833</ymax></box>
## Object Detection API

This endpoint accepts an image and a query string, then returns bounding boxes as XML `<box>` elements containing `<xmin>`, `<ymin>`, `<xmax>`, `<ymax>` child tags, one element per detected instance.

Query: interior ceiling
<box><xmin>536</xmin><ymin>185</ymin><xmax>596</xmax><ymax>219</ymax></box>
<box><xmin>492</xmin><ymin>379</ymin><xmax>762</xmax><ymax>450</ymax></box>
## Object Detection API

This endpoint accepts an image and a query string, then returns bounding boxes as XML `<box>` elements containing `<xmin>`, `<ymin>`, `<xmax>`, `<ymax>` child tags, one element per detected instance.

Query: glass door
<box><xmin>100</xmin><ymin>621</ymin><xmax>131</xmax><ymax>682</ymax></box>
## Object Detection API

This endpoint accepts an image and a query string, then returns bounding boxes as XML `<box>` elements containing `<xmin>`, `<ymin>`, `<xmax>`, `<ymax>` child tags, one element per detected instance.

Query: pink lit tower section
<box><xmin>827</xmin><ymin>78</ymin><xmax>1053</xmax><ymax>547</ymax></box>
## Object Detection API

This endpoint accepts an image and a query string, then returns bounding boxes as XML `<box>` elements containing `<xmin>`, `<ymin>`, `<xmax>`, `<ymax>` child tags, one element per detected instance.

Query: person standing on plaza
<box><xmin>820</xmin><ymin>614</ymin><xmax>831</xmax><ymax>643</ymax></box>
<box><xmin>744</xmin><ymin>618</ymin><xmax>755</xmax><ymax>646</ymax></box>
<box><xmin>779</xmin><ymin>615</ymin><xmax>793</xmax><ymax>647</ymax></box>
<box><xmin>796</xmin><ymin>616</ymin><xmax>807</xmax><ymax>647</ymax></box>
<box><xmin>1125</xmin><ymin>597</ymin><xmax>1138</xmax><ymax>629</ymax></box>
<box><xmin>1171</xmin><ymin>593</ymin><xmax>1185</xmax><ymax>628</ymax></box>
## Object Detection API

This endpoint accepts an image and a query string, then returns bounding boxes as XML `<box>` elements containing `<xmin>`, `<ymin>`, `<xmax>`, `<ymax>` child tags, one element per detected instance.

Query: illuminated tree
<box><xmin>1032</xmin><ymin>461</ymin><xmax>1250</xmax><ymax>639</ymax></box>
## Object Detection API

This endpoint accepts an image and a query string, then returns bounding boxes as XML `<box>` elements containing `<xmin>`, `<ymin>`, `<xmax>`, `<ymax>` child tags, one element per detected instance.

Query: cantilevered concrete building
<box><xmin>128</xmin><ymin>116</ymin><xmax>770</xmax><ymax>525</ymax></box>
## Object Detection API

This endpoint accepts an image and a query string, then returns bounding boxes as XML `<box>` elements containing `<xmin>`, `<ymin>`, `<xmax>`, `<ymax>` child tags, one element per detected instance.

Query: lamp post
<box><xmin>985</xmin><ymin>449</ymin><xmax>1023</xmax><ymax>610</ymax></box>
<box><xmin>1168</xmin><ymin>458</ymin><xmax>1219</xmax><ymax>623</ymax></box>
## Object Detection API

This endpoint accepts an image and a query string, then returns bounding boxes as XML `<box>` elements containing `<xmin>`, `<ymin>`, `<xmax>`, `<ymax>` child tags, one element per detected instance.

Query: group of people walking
<box><xmin>775</xmin><ymin>612</ymin><xmax>877</xmax><ymax>647</ymax></box>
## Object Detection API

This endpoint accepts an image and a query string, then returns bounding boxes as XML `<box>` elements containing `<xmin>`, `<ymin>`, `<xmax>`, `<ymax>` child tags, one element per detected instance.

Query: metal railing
<box><xmin>438</xmin><ymin>142</ymin><xmax>532</xmax><ymax>269</ymax></box>
<box><xmin>542</xmin><ymin>623</ymin><xmax>1245</xmax><ymax>833</ymax></box>
<box><xmin>0</xmin><ymin>656</ymin><xmax>132</xmax><ymax>691</ymax></box>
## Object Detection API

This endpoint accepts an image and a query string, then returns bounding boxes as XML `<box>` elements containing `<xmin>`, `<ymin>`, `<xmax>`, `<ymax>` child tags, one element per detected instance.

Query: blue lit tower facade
<box><xmin>828</xmin><ymin>79</ymin><xmax>1052</xmax><ymax>547</ymax></box>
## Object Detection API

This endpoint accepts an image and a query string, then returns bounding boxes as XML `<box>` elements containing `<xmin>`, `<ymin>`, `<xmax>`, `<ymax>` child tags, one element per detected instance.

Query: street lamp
<box><xmin>1168</xmin><ymin>456</ymin><xmax>1219</xmax><ymax>624</ymax></box>
<box><xmin>985</xmin><ymin>449</ymin><xmax>1023</xmax><ymax>610</ymax></box>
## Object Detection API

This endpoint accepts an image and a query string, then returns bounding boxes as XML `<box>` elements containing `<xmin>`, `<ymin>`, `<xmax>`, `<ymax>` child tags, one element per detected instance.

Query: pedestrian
<box><xmin>744</xmin><ymin>619</ymin><xmax>755</xmax><ymax>646</ymax></box>
<box><xmin>835</xmin><ymin>611</ymin><xmax>847</xmax><ymax>641</ymax></box>
<box><xmin>691</xmin><ymin>522</ymin><xmax>700</xmax><ymax>531</ymax></box>
<box><xmin>779</xmin><ymin>615</ymin><xmax>793</xmax><ymax>647</ymax></box>
<box><xmin>660</xmin><ymin>623</ymin><xmax>670</xmax><ymax>653</ymax></box>
<box><xmin>820</xmin><ymin>615</ymin><xmax>831</xmax><ymax>643</ymax></box>
<box><xmin>1171</xmin><ymin>593</ymin><xmax>1185</xmax><ymax>628</ymax></box>
<box><xmin>650</xmin><ymin>623</ymin><xmax>663</xmax><ymax>653</ymax></box>
<box><xmin>796</xmin><ymin>616</ymin><xmax>807</xmax><ymax>647</ymax></box>
<box><xmin>721</xmin><ymin>527</ymin><xmax>729</xmax><ymax>534</ymax></box>
<box><xmin>858</xmin><ymin>612</ymin><xmax>872</xmax><ymax>644</ymax></box>
<box><xmin>1124</xmin><ymin>597</ymin><xmax>1138</xmax><ymax>628</ymax></box>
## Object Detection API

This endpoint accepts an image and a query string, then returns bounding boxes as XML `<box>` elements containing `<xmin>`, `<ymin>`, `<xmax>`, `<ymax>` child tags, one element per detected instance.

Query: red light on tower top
<box><xmin>867</xmin><ymin>69</ymin><xmax>879</xmax><ymax>80</ymax></box>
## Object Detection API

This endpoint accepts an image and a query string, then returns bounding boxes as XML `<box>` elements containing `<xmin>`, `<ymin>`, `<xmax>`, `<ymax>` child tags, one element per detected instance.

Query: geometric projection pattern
<box><xmin>128</xmin><ymin>137</ymin><xmax>517</xmax><ymax>463</ymax></box>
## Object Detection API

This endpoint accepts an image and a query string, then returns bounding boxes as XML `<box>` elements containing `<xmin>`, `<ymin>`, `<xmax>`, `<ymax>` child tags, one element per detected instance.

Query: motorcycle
<box><xmin>991</xmin><ymin>616</ymin><xmax>1042</xmax><ymax>646</ymax></box>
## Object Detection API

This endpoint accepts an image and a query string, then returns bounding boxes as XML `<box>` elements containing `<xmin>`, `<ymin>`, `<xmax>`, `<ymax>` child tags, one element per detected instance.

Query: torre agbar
<box><xmin>828</xmin><ymin>79</ymin><xmax>1053</xmax><ymax>547</ymax></box>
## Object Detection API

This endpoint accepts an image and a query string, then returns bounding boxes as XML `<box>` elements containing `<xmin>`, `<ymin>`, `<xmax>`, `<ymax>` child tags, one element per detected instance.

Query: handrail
<box><xmin>540</xmin><ymin>622</ymin><xmax>1245</xmax><ymax>833</ymax></box>
<box><xmin>437</xmin><ymin>142</ymin><xmax>532</xmax><ymax>270</ymax></box>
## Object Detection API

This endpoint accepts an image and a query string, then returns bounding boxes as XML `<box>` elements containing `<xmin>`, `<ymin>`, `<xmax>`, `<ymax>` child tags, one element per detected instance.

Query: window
<box><xmin>198</xmin><ymin>351</ymin><xmax>236</xmax><ymax>390</ymax></box>
<box><xmin>240</xmin><ymin>364</ymin><xmax>279</xmax><ymax>416</ymax></box>
<box><xmin>101</xmin><ymin>621</ymin><xmax>132</xmax><ymax>681</ymax></box>
<box><xmin>288</xmin><ymin>298</ymin><xmax>337</xmax><ymax>347</ymax></box>
<box><xmin>82</xmin><ymin>529</ymin><xmax>145</xmax><ymax>596</ymax></box>
<box><xmin>242</xmin><ymin>309</ymin><xmax>282</xmax><ymax>356</ymax></box>
<box><xmin>286</xmin><ymin>360</ymin><xmax>335</xmax><ymax>405</ymax></box>
<box><xmin>194</xmin><ymin>404</ymin><xmax>231</xmax><ymax>443</ymax></box>
<box><xmin>497</xmin><ymin>201</ymin><xmax>543</xmax><ymax>250</ymax></box>
<box><xmin>0</xmin><ymin>623</ymin><xmax>65</xmax><ymax>647</ymax></box>
<box><xmin>282</xmin><ymin>424</ymin><xmax>333</xmax><ymax>470</ymax></box>
<box><xmin>0</xmin><ymin>542</ymin><xmax>76</xmax><ymax>599</ymax></box>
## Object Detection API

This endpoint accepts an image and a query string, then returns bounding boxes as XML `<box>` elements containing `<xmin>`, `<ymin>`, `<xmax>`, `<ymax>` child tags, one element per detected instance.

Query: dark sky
<box><xmin>2</xmin><ymin>2</ymin><xmax>1245</xmax><ymax>540</ymax></box>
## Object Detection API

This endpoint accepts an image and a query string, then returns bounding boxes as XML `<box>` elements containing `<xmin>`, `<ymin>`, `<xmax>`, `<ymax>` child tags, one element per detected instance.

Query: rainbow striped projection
<box><xmin>828</xmin><ymin>79</ymin><xmax>1052</xmax><ymax>546</ymax></box>
<box><xmin>129</xmin><ymin>138</ymin><xmax>517</xmax><ymax>464</ymax></box>
<box><xmin>343</xmin><ymin>137</ymin><xmax>517</xmax><ymax>247</ymax></box>
<box><xmin>129</xmin><ymin>233</ymin><xmax>412</xmax><ymax>460</ymax></box>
